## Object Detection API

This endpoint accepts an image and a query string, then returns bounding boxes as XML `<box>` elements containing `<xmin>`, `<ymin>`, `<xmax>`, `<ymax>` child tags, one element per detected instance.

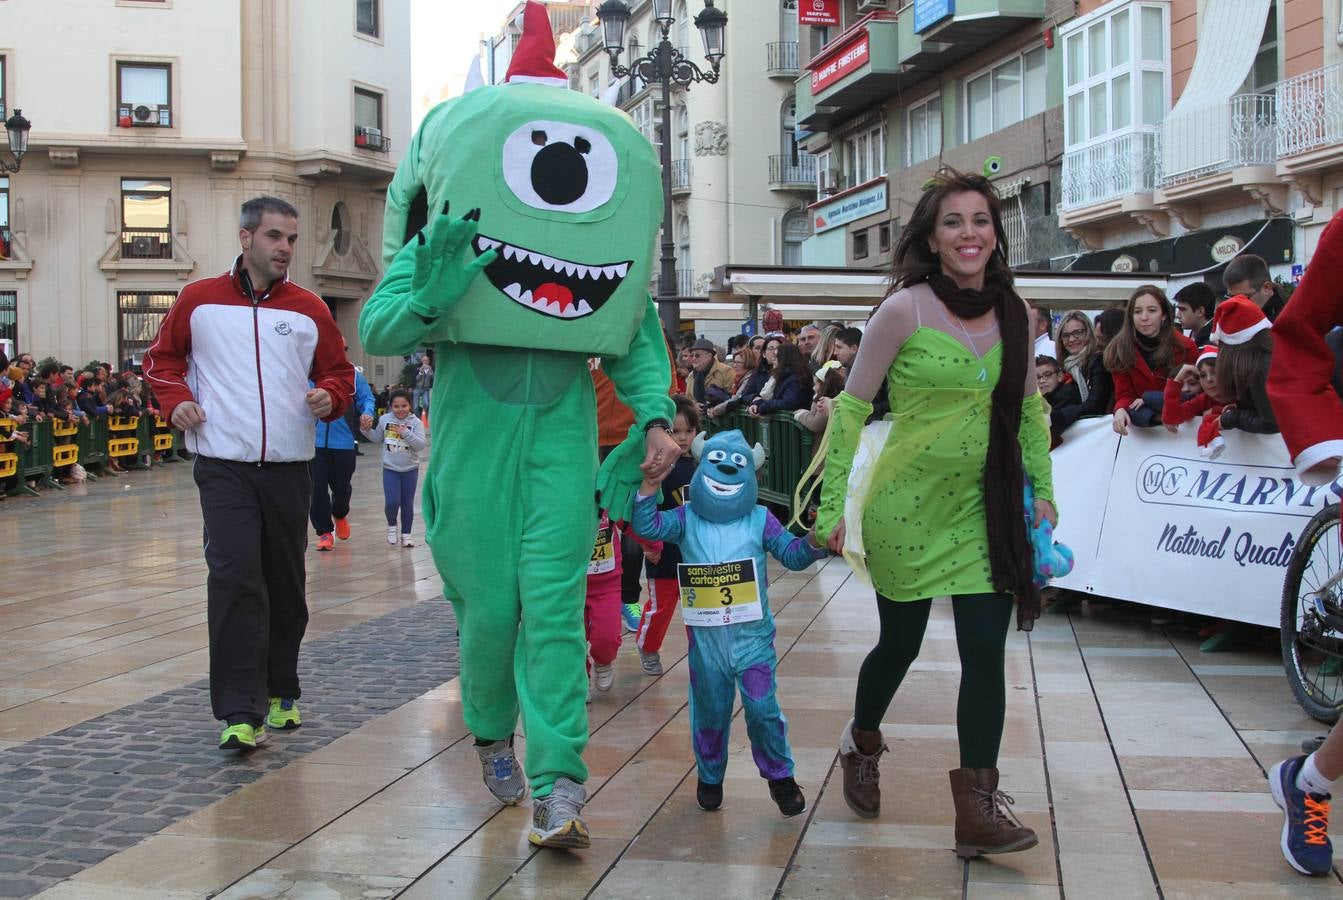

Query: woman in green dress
<box><xmin>814</xmin><ymin>170</ymin><xmax>1055</xmax><ymax>858</ymax></box>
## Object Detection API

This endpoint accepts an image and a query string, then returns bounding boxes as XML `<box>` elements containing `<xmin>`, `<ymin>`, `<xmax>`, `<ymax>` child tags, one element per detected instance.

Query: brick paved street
<box><xmin>0</xmin><ymin>460</ymin><xmax>1340</xmax><ymax>898</ymax></box>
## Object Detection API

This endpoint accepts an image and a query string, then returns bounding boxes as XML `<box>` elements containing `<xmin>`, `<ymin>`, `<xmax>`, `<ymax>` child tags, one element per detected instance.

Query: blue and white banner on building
<box><xmin>914</xmin><ymin>0</ymin><xmax>954</xmax><ymax>33</ymax></box>
<box><xmin>812</xmin><ymin>182</ymin><xmax>887</xmax><ymax>233</ymax></box>
<box><xmin>1051</xmin><ymin>418</ymin><xmax>1332</xmax><ymax>627</ymax></box>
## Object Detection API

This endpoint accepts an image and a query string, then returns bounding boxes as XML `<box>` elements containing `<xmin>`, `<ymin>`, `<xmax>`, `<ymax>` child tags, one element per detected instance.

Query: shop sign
<box><xmin>1110</xmin><ymin>255</ymin><xmax>1138</xmax><ymax>274</ymax></box>
<box><xmin>812</xmin><ymin>181</ymin><xmax>887</xmax><ymax>233</ymax></box>
<box><xmin>798</xmin><ymin>0</ymin><xmax>840</xmax><ymax>27</ymax></box>
<box><xmin>1210</xmin><ymin>234</ymin><xmax>1246</xmax><ymax>264</ymax></box>
<box><xmin>810</xmin><ymin>31</ymin><xmax>869</xmax><ymax>93</ymax></box>
<box><xmin>914</xmin><ymin>0</ymin><xmax>955</xmax><ymax>33</ymax></box>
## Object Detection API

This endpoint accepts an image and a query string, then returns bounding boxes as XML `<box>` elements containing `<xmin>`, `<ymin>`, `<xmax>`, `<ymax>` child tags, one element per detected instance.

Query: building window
<box><xmin>121</xmin><ymin>178</ymin><xmax>172</xmax><ymax>260</ymax></box>
<box><xmin>331</xmin><ymin>202</ymin><xmax>352</xmax><ymax>256</ymax></box>
<box><xmin>356</xmin><ymin>0</ymin><xmax>379</xmax><ymax>38</ymax></box>
<box><xmin>1063</xmin><ymin>2</ymin><xmax>1169</xmax><ymax>149</ymax></box>
<box><xmin>965</xmin><ymin>47</ymin><xmax>1046</xmax><ymax>142</ymax></box>
<box><xmin>853</xmin><ymin>229</ymin><xmax>869</xmax><ymax>260</ymax></box>
<box><xmin>878</xmin><ymin>222</ymin><xmax>891</xmax><ymax>254</ymax></box>
<box><xmin>0</xmin><ymin>55</ymin><xmax>6</xmax><ymax>121</ymax></box>
<box><xmin>908</xmin><ymin>95</ymin><xmax>942</xmax><ymax>165</ymax></box>
<box><xmin>354</xmin><ymin>88</ymin><xmax>389</xmax><ymax>151</ymax></box>
<box><xmin>1239</xmin><ymin>4</ymin><xmax>1278</xmax><ymax>93</ymax></box>
<box><xmin>782</xmin><ymin>208</ymin><xmax>810</xmax><ymax>265</ymax></box>
<box><xmin>117</xmin><ymin>62</ymin><xmax>172</xmax><ymax>128</ymax></box>
<box><xmin>117</xmin><ymin>291</ymin><xmax>176</xmax><ymax>369</ymax></box>
<box><xmin>0</xmin><ymin>177</ymin><xmax>9</xmax><ymax>261</ymax></box>
<box><xmin>0</xmin><ymin>291</ymin><xmax>14</xmax><ymax>349</ymax></box>
<box><xmin>816</xmin><ymin>148</ymin><xmax>833</xmax><ymax>192</ymax></box>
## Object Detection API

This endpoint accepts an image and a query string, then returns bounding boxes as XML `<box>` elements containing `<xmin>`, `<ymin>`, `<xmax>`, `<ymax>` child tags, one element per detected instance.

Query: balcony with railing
<box><xmin>675</xmin><ymin>268</ymin><xmax>696</xmax><ymax>297</ymax></box>
<box><xmin>1156</xmin><ymin>93</ymin><xmax>1284</xmax><ymax>221</ymax></box>
<box><xmin>768</xmin><ymin>153</ymin><xmax>818</xmax><ymax>191</ymax></box>
<box><xmin>120</xmin><ymin>228</ymin><xmax>173</xmax><ymax>261</ymax></box>
<box><xmin>1060</xmin><ymin>129</ymin><xmax>1161</xmax><ymax>211</ymax></box>
<box><xmin>1276</xmin><ymin>62</ymin><xmax>1343</xmax><ymax>202</ymax></box>
<box><xmin>766</xmin><ymin>42</ymin><xmax>799</xmax><ymax>78</ymax></box>
<box><xmin>669</xmin><ymin>158</ymin><xmax>690</xmax><ymax>195</ymax></box>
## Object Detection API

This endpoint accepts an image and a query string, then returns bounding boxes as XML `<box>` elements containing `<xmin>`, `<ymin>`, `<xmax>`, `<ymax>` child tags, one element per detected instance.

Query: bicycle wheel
<box><xmin>1281</xmin><ymin>502</ymin><xmax>1343</xmax><ymax>724</ymax></box>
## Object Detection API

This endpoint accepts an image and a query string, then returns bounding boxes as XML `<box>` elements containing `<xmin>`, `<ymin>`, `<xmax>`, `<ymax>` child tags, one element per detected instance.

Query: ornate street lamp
<box><xmin>598</xmin><ymin>0</ymin><xmax>727</xmax><ymax>336</ymax></box>
<box><xmin>0</xmin><ymin>110</ymin><xmax>31</xmax><ymax>174</ymax></box>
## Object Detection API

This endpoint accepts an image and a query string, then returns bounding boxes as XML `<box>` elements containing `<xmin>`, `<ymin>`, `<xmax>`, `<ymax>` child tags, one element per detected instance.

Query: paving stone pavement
<box><xmin>0</xmin><ymin>599</ymin><xmax>460</xmax><ymax>899</ymax></box>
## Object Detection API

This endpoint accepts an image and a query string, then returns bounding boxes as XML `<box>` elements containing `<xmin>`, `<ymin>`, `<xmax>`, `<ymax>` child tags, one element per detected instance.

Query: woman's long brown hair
<box><xmin>1103</xmin><ymin>285</ymin><xmax>1181</xmax><ymax>374</ymax></box>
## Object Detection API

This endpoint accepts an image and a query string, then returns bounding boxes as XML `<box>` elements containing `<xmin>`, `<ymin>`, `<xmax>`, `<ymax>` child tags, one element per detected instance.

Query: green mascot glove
<box><xmin>408</xmin><ymin>203</ymin><xmax>499</xmax><ymax>320</ymax></box>
<box><xmin>597</xmin><ymin>424</ymin><xmax>653</xmax><ymax>524</ymax></box>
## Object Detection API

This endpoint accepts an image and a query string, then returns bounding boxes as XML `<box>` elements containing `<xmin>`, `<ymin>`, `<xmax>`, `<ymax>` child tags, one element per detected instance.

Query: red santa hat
<box><xmin>1196</xmin><ymin>344</ymin><xmax>1218</xmax><ymax>366</ymax></box>
<box><xmin>504</xmin><ymin>1</ymin><xmax>568</xmax><ymax>88</ymax></box>
<box><xmin>1211</xmin><ymin>295</ymin><xmax>1271</xmax><ymax>345</ymax></box>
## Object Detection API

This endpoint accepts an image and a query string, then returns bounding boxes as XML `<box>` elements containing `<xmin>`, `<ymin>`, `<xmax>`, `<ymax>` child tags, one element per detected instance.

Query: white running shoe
<box><xmin>593</xmin><ymin>662</ymin><xmax>614</xmax><ymax>692</ymax></box>
<box><xmin>402</xmin><ymin>534</ymin><xmax>415</xmax><ymax>547</ymax></box>
<box><xmin>639</xmin><ymin>650</ymin><xmax>663</xmax><ymax>676</ymax></box>
<box><xmin>528</xmin><ymin>777</ymin><xmax>590</xmax><ymax>849</ymax></box>
<box><xmin>386</xmin><ymin>526</ymin><xmax>398</xmax><ymax>545</ymax></box>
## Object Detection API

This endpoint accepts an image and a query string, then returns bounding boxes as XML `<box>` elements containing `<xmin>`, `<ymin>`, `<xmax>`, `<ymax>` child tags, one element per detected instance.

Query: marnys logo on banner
<box><xmin>1135</xmin><ymin>454</ymin><xmax>1330</xmax><ymax>517</ymax></box>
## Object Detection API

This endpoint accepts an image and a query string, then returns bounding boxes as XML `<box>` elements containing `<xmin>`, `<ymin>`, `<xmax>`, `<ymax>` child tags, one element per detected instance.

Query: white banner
<box><xmin>1052</xmin><ymin>418</ymin><xmax>1333</xmax><ymax>627</ymax></box>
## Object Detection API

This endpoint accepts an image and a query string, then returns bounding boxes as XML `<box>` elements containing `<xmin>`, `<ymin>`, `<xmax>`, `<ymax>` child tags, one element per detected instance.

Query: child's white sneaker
<box><xmin>401</xmin><ymin>534</ymin><xmax>415</xmax><ymax>547</ymax></box>
<box><xmin>593</xmin><ymin>662</ymin><xmax>614</xmax><ymax>691</ymax></box>
<box><xmin>387</xmin><ymin>526</ymin><xmax>398</xmax><ymax>545</ymax></box>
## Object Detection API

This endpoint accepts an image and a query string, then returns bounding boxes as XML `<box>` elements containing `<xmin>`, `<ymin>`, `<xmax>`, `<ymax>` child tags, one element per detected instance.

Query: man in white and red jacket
<box><xmin>145</xmin><ymin>196</ymin><xmax>354</xmax><ymax>751</ymax></box>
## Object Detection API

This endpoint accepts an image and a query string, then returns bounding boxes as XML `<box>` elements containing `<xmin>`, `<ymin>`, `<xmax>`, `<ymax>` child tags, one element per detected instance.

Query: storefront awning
<box><xmin>708</xmin><ymin>265</ymin><xmax>1167</xmax><ymax>312</ymax></box>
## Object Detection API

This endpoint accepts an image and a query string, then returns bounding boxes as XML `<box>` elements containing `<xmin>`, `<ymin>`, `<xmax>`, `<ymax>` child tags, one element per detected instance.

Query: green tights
<box><xmin>854</xmin><ymin>593</ymin><xmax>1014</xmax><ymax>769</ymax></box>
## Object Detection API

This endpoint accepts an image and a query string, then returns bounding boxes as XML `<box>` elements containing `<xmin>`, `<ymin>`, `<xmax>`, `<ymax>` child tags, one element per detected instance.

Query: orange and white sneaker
<box><xmin>315</xmin><ymin>533</ymin><xmax>334</xmax><ymax>551</ymax></box>
<box><xmin>334</xmin><ymin>517</ymin><xmax>351</xmax><ymax>540</ymax></box>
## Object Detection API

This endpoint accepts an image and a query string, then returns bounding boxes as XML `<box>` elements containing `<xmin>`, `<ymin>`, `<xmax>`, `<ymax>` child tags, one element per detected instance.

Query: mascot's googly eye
<box><xmin>730</xmin><ymin>452</ymin><xmax>748</xmax><ymax>468</ymax></box>
<box><xmin>502</xmin><ymin>120</ymin><xmax>618</xmax><ymax>213</ymax></box>
<box><xmin>706</xmin><ymin>449</ymin><xmax>727</xmax><ymax>464</ymax></box>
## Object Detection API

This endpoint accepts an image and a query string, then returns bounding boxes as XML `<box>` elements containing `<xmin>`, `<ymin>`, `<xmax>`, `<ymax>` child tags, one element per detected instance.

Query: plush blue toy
<box><xmin>1025</xmin><ymin>480</ymin><xmax>1073</xmax><ymax>588</ymax></box>
<box><xmin>632</xmin><ymin>430</ymin><xmax>827</xmax><ymax>816</ymax></box>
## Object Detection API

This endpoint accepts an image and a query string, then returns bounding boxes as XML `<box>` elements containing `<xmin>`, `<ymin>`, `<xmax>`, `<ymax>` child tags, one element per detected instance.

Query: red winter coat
<box><xmin>1111</xmin><ymin>333</ymin><xmax>1197</xmax><ymax>413</ymax></box>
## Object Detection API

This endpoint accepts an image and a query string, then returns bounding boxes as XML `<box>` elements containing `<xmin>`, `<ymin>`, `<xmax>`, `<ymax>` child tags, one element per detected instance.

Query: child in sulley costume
<box><xmin>633</xmin><ymin>430</ymin><xmax>828</xmax><ymax>816</ymax></box>
<box><xmin>358</xmin><ymin>2</ymin><xmax>677</xmax><ymax>849</ymax></box>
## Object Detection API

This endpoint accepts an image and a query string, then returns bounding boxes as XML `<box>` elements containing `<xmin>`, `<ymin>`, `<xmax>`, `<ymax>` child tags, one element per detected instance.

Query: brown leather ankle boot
<box><xmin>839</xmin><ymin>718</ymin><xmax>887</xmax><ymax>818</ymax></box>
<box><xmin>948</xmin><ymin>767</ymin><xmax>1038</xmax><ymax>858</ymax></box>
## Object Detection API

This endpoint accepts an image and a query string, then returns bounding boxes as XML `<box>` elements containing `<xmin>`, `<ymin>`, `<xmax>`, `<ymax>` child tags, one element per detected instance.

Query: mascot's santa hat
<box><xmin>1267</xmin><ymin>209</ymin><xmax>1343</xmax><ymax>482</ymax></box>
<box><xmin>504</xmin><ymin>2</ymin><xmax>568</xmax><ymax>87</ymax></box>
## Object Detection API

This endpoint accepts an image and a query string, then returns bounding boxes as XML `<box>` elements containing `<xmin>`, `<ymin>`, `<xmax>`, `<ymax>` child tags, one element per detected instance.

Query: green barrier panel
<box><xmin>78</xmin><ymin>419</ymin><xmax>109</xmax><ymax>475</ymax></box>
<box><xmin>10</xmin><ymin>420</ymin><xmax>55</xmax><ymax>495</ymax></box>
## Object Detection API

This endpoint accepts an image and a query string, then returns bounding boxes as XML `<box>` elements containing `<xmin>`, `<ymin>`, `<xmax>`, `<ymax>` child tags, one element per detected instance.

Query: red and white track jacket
<box><xmin>144</xmin><ymin>257</ymin><xmax>355</xmax><ymax>463</ymax></box>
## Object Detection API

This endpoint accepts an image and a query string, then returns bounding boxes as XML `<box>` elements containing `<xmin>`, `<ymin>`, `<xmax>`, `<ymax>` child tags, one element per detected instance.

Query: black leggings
<box><xmin>854</xmin><ymin>592</ymin><xmax>1015</xmax><ymax>769</ymax></box>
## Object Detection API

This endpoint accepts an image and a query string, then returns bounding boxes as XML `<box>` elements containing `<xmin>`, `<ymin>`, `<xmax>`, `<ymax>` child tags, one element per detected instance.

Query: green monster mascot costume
<box><xmin>359</xmin><ymin>2</ymin><xmax>677</xmax><ymax>849</ymax></box>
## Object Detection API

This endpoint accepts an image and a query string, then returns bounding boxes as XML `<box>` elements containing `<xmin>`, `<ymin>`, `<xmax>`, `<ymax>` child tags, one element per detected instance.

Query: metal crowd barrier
<box><xmin>2</xmin><ymin>416</ymin><xmax>185</xmax><ymax>495</ymax></box>
<box><xmin>705</xmin><ymin>409</ymin><xmax>816</xmax><ymax>523</ymax></box>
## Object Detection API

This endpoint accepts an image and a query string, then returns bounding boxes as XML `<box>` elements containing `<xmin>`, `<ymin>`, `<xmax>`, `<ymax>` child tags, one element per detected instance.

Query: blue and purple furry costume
<box><xmin>632</xmin><ymin>430</ymin><xmax>827</xmax><ymax>787</ymax></box>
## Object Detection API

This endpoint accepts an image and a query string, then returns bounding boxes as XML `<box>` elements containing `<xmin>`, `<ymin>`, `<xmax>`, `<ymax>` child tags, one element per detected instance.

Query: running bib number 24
<box><xmin>677</xmin><ymin>559</ymin><xmax>762</xmax><ymax>626</ymax></box>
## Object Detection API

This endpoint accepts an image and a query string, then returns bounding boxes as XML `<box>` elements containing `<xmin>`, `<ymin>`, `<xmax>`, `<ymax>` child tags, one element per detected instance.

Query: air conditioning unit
<box><xmin>355</xmin><ymin>126</ymin><xmax>387</xmax><ymax>151</ymax></box>
<box><xmin>129</xmin><ymin>235</ymin><xmax>162</xmax><ymax>258</ymax></box>
<box><xmin>122</xmin><ymin>103</ymin><xmax>169</xmax><ymax>127</ymax></box>
<box><xmin>856</xmin><ymin>0</ymin><xmax>888</xmax><ymax>12</ymax></box>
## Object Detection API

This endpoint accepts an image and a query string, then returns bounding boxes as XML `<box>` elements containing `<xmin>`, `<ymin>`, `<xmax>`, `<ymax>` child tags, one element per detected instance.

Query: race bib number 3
<box><xmin>677</xmin><ymin>559</ymin><xmax>762</xmax><ymax>626</ymax></box>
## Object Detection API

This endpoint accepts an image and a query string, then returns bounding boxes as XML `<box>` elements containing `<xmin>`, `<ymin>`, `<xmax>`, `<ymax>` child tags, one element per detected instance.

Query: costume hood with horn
<box><xmin>359</xmin><ymin>0</ymin><xmax>674</xmax><ymax>846</ymax></box>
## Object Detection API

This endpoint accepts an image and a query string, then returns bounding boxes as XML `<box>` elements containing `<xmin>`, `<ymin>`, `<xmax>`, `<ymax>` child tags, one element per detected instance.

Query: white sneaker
<box><xmin>639</xmin><ymin>650</ymin><xmax>663</xmax><ymax>676</ymax></box>
<box><xmin>593</xmin><ymin>662</ymin><xmax>614</xmax><ymax>692</ymax></box>
<box><xmin>528</xmin><ymin>777</ymin><xmax>590</xmax><ymax>849</ymax></box>
<box><xmin>401</xmin><ymin>534</ymin><xmax>415</xmax><ymax>547</ymax></box>
<box><xmin>386</xmin><ymin>526</ymin><xmax>398</xmax><ymax>545</ymax></box>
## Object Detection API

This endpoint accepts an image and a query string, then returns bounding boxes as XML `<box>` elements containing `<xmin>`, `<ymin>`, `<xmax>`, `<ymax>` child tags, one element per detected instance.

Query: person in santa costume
<box><xmin>359</xmin><ymin>2</ymin><xmax>675</xmax><ymax>848</ymax></box>
<box><xmin>1265</xmin><ymin>208</ymin><xmax>1343</xmax><ymax>877</ymax></box>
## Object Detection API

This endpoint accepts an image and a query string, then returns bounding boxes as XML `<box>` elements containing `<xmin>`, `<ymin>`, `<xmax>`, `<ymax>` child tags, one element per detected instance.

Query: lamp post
<box><xmin>0</xmin><ymin>110</ymin><xmax>31</xmax><ymax>174</ymax></box>
<box><xmin>597</xmin><ymin>0</ymin><xmax>727</xmax><ymax>338</ymax></box>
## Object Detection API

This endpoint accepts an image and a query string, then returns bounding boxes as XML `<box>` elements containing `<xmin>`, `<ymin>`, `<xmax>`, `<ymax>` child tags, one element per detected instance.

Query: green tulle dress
<box><xmin>816</xmin><ymin>327</ymin><xmax>1054</xmax><ymax>602</ymax></box>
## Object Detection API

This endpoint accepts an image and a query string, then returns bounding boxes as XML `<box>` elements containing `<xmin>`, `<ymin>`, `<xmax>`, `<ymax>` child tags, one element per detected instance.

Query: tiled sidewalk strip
<box><xmin>0</xmin><ymin>599</ymin><xmax>460</xmax><ymax>899</ymax></box>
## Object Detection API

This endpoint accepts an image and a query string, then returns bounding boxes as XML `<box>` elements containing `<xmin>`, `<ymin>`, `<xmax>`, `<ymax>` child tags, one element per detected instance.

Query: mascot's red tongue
<box><xmin>535</xmin><ymin>282</ymin><xmax>574</xmax><ymax>312</ymax></box>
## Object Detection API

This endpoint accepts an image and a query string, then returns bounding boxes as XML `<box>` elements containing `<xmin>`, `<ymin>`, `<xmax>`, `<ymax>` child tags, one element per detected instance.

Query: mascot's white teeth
<box><xmin>476</xmin><ymin>236</ymin><xmax>629</xmax><ymax>281</ymax></box>
<box><xmin>702</xmin><ymin>477</ymin><xmax>745</xmax><ymax>497</ymax></box>
<box><xmin>474</xmin><ymin>233</ymin><xmax>629</xmax><ymax>320</ymax></box>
